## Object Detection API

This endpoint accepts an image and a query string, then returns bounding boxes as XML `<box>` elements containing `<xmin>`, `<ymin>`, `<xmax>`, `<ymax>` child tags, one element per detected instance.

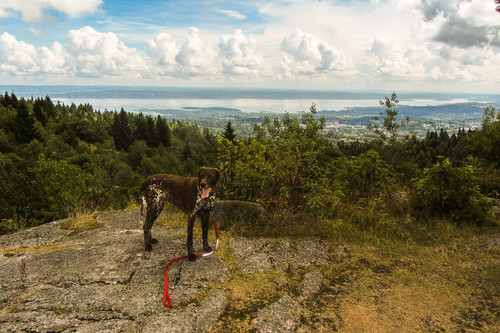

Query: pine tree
<box><xmin>156</xmin><ymin>115</ymin><xmax>171</xmax><ymax>147</ymax></box>
<box><xmin>133</xmin><ymin>113</ymin><xmax>147</xmax><ymax>142</ymax></box>
<box><xmin>111</xmin><ymin>108</ymin><xmax>132</xmax><ymax>151</ymax></box>
<box><xmin>144</xmin><ymin>115</ymin><xmax>157</xmax><ymax>147</ymax></box>
<box><xmin>14</xmin><ymin>99</ymin><xmax>39</xmax><ymax>144</ymax></box>
<box><xmin>222</xmin><ymin>120</ymin><xmax>236</xmax><ymax>142</ymax></box>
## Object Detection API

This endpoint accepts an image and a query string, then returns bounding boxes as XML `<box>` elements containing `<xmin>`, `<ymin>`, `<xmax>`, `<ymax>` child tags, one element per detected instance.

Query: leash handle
<box><xmin>163</xmin><ymin>218</ymin><xmax>219</xmax><ymax>308</ymax></box>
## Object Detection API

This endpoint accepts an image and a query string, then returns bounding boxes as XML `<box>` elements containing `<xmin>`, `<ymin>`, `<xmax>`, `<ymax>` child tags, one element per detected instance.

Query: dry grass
<box><xmin>60</xmin><ymin>213</ymin><xmax>102</xmax><ymax>234</ymax></box>
<box><xmin>210</xmin><ymin>220</ymin><xmax>499</xmax><ymax>332</ymax></box>
<box><xmin>0</xmin><ymin>243</ymin><xmax>77</xmax><ymax>256</ymax></box>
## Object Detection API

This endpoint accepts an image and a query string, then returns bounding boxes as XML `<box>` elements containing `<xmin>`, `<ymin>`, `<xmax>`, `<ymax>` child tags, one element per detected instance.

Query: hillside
<box><xmin>1</xmin><ymin>208</ymin><xmax>499</xmax><ymax>332</ymax></box>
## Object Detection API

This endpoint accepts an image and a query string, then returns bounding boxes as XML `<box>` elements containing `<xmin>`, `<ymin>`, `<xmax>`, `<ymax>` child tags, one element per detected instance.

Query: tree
<box><xmin>14</xmin><ymin>99</ymin><xmax>40</xmax><ymax>144</ymax></box>
<box><xmin>156</xmin><ymin>115</ymin><xmax>171</xmax><ymax>147</ymax></box>
<box><xmin>222</xmin><ymin>120</ymin><xmax>236</xmax><ymax>142</ymax></box>
<box><xmin>368</xmin><ymin>92</ymin><xmax>410</xmax><ymax>143</ymax></box>
<box><xmin>145</xmin><ymin>115</ymin><xmax>157</xmax><ymax>147</ymax></box>
<box><xmin>133</xmin><ymin>113</ymin><xmax>147</xmax><ymax>142</ymax></box>
<box><xmin>111</xmin><ymin>108</ymin><xmax>132</xmax><ymax>151</ymax></box>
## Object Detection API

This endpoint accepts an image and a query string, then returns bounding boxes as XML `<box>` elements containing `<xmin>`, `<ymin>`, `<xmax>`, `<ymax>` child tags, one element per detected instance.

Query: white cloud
<box><xmin>0</xmin><ymin>32</ymin><xmax>38</xmax><ymax>73</ymax></box>
<box><xmin>38</xmin><ymin>41</ymin><xmax>67</xmax><ymax>73</ymax></box>
<box><xmin>65</xmin><ymin>26</ymin><xmax>147</xmax><ymax>77</ymax></box>
<box><xmin>0</xmin><ymin>0</ymin><xmax>102</xmax><ymax>22</ymax></box>
<box><xmin>219</xmin><ymin>9</ymin><xmax>246</xmax><ymax>20</ymax></box>
<box><xmin>174</xmin><ymin>27</ymin><xmax>216</xmax><ymax>76</ymax></box>
<box><xmin>280</xmin><ymin>28</ymin><xmax>354</xmax><ymax>77</ymax></box>
<box><xmin>146</xmin><ymin>32</ymin><xmax>178</xmax><ymax>68</ymax></box>
<box><xmin>219</xmin><ymin>29</ymin><xmax>266</xmax><ymax>76</ymax></box>
<box><xmin>0</xmin><ymin>32</ymin><xmax>67</xmax><ymax>76</ymax></box>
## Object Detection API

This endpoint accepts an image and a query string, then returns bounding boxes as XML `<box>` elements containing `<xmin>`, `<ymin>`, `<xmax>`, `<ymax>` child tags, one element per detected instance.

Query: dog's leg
<box><xmin>201</xmin><ymin>213</ymin><xmax>212</xmax><ymax>252</ymax></box>
<box><xmin>141</xmin><ymin>193</ymin><xmax>161</xmax><ymax>251</ymax></box>
<box><xmin>187</xmin><ymin>214</ymin><xmax>197</xmax><ymax>261</ymax></box>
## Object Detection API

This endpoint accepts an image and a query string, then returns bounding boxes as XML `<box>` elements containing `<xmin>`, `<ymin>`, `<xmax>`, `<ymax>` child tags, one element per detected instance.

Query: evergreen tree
<box><xmin>14</xmin><ymin>99</ymin><xmax>39</xmax><ymax>144</ymax></box>
<box><xmin>181</xmin><ymin>143</ymin><xmax>192</xmax><ymax>161</ymax></box>
<box><xmin>33</xmin><ymin>98</ymin><xmax>48</xmax><ymax>126</ymax></box>
<box><xmin>222</xmin><ymin>120</ymin><xmax>236</xmax><ymax>142</ymax></box>
<box><xmin>111</xmin><ymin>108</ymin><xmax>132</xmax><ymax>151</ymax></box>
<box><xmin>156</xmin><ymin>115</ymin><xmax>171</xmax><ymax>147</ymax></box>
<box><xmin>145</xmin><ymin>115</ymin><xmax>156</xmax><ymax>147</ymax></box>
<box><xmin>134</xmin><ymin>113</ymin><xmax>147</xmax><ymax>142</ymax></box>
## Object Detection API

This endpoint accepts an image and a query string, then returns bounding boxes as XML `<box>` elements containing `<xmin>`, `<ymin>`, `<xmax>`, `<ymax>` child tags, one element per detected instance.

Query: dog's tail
<box><xmin>139</xmin><ymin>193</ymin><xmax>147</xmax><ymax>228</ymax></box>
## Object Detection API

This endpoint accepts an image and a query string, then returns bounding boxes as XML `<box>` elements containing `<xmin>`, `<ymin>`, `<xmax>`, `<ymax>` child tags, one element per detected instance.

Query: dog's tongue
<box><xmin>201</xmin><ymin>188</ymin><xmax>212</xmax><ymax>199</ymax></box>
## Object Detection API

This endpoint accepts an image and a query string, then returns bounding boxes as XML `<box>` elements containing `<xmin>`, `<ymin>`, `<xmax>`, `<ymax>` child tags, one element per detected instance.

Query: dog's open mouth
<box><xmin>201</xmin><ymin>187</ymin><xmax>212</xmax><ymax>199</ymax></box>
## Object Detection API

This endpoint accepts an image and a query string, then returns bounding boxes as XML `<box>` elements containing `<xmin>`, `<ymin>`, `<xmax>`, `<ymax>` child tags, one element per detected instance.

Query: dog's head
<box><xmin>197</xmin><ymin>167</ymin><xmax>220</xmax><ymax>199</ymax></box>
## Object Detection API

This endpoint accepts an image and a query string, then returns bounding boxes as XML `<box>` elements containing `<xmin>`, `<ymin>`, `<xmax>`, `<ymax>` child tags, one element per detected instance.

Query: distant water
<box><xmin>2</xmin><ymin>85</ymin><xmax>499</xmax><ymax>113</ymax></box>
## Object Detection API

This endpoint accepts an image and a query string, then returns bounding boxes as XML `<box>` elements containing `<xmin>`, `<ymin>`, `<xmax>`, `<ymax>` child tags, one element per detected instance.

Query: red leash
<box><xmin>163</xmin><ymin>218</ymin><xmax>219</xmax><ymax>308</ymax></box>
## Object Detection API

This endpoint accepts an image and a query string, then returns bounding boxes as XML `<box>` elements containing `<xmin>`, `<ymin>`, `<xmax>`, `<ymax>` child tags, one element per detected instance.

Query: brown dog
<box><xmin>140</xmin><ymin>167</ymin><xmax>219</xmax><ymax>261</ymax></box>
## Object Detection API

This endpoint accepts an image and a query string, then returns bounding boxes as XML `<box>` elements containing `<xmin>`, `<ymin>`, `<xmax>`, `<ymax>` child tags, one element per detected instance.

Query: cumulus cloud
<box><xmin>0</xmin><ymin>32</ymin><xmax>67</xmax><ymax>75</ymax></box>
<box><xmin>0</xmin><ymin>32</ymin><xmax>38</xmax><ymax>73</ymax></box>
<box><xmin>65</xmin><ymin>26</ymin><xmax>146</xmax><ymax>77</ymax></box>
<box><xmin>0</xmin><ymin>0</ymin><xmax>102</xmax><ymax>22</ymax></box>
<box><xmin>280</xmin><ymin>28</ymin><xmax>353</xmax><ymax>77</ymax></box>
<box><xmin>219</xmin><ymin>29</ymin><xmax>265</xmax><ymax>76</ymax></box>
<box><xmin>363</xmin><ymin>36</ymin><xmax>415</xmax><ymax>79</ymax></box>
<box><xmin>146</xmin><ymin>32</ymin><xmax>178</xmax><ymax>68</ymax></box>
<box><xmin>174</xmin><ymin>27</ymin><xmax>216</xmax><ymax>76</ymax></box>
<box><xmin>146</xmin><ymin>27</ymin><xmax>217</xmax><ymax>78</ymax></box>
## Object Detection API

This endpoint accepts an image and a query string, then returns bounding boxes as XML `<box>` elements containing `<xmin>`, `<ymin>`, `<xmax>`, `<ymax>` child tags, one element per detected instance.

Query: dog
<box><xmin>140</xmin><ymin>167</ymin><xmax>219</xmax><ymax>261</ymax></box>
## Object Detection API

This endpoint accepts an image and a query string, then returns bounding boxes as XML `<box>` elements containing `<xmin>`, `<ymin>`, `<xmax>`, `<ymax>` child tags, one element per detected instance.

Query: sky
<box><xmin>0</xmin><ymin>0</ymin><xmax>499</xmax><ymax>93</ymax></box>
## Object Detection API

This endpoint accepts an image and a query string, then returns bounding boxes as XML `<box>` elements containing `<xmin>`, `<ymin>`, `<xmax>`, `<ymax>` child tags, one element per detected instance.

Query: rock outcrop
<box><xmin>0</xmin><ymin>209</ymin><xmax>333</xmax><ymax>332</ymax></box>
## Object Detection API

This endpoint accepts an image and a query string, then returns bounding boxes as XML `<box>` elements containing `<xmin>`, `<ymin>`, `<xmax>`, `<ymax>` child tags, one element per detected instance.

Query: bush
<box><xmin>335</xmin><ymin>149</ymin><xmax>394</xmax><ymax>201</ymax></box>
<box><xmin>218</xmin><ymin>104</ymin><xmax>339</xmax><ymax>215</ymax></box>
<box><xmin>412</xmin><ymin>158</ymin><xmax>490</xmax><ymax>223</ymax></box>
<box><xmin>29</xmin><ymin>155</ymin><xmax>91</xmax><ymax>222</ymax></box>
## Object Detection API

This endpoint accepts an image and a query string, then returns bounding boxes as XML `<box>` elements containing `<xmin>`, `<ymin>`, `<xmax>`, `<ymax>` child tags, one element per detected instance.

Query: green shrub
<box><xmin>218</xmin><ymin>104</ymin><xmax>339</xmax><ymax>215</ymax></box>
<box><xmin>29</xmin><ymin>155</ymin><xmax>91</xmax><ymax>222</ymax></box>
<box><xmin>413</xmin><ymin>158</ymin><xmax>490</xmax><ymax>223</ymax></box>
<box><xmin>335</xmin><ymin>149</ymin><xmax>394</xmax><ymax>200</ymax></box>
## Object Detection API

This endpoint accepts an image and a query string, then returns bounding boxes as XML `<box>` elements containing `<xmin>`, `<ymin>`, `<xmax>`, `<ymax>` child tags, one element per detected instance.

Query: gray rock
<box><xmin>0</xmin><ymin>219</ymin><xmax>71</xmax><ymax>249</ymax></box>
<box><xmin>230</xmin><ymin>237</ymin><xmax>291</xmax><ymax>273</ymax></box>
<box><xmin>300</xmin><ymin>269</ymin><xmax>324</xmax><ymax>299</ymax></box>
<box><xmin>142</xmin><ymin>289</ymin><xmax>227</xmax><ymax>333</ymax></box>
<box><xmin>0</xmin><ymin>209</ymin><xmax>226</xmax><ymax>331</ymax></box>
<box><xmin>0</xmin><ymin>208</ymin><xmax>335</xmax><ymax>332</ymax></box>
<box><xmin>292</xmin><ymin>238</ymin><xmax>330</xmax><ymax>268</ymax></box>
<box><xmin>252</xmin><ymin>294</ymin><xmax>299</xmax><ymax>333</ymax></box>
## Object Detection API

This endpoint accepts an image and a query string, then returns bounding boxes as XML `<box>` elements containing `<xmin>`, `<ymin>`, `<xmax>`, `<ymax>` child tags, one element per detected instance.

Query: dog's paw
<box><xmin>203</xmin><ymin>245</ymin><xmax>213</xmax><ymax>252</ymax></box>
<box><xmin>145</xmin><ymin>243</ymin><xmax>153</xmax><ymax>251</ymax></box>
<box><xmin>188</xmin><ymin>253</ymin><xmax>197</xmax><ymax>261</ymax></box>
<box><xmin>151</xmin><ymin>238</ymin><xmax>158</xmax><ymax>244</ymax></box>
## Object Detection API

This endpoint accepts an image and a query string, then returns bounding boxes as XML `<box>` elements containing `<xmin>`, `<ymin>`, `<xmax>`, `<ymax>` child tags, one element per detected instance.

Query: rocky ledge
<box><xmin>0</xmin><ymin>209</ymin><xmax>335</xmax><ymax>332</ymax></box>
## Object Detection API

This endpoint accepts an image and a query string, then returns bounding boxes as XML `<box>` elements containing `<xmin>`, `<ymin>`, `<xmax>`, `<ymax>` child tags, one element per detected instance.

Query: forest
<box><xmin>0</xmin><ymin>91</ymin><xmax>499</xmax><ymax>238</ymax></box>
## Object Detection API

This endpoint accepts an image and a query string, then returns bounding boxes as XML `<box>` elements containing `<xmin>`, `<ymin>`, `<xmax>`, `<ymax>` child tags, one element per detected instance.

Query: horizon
<box><xmin>0</xmin><ymin>1</ymin><xmax>499</xmax><ymax>94</ymax></box>
<box><xmin>2</xmin><ymin>84</ymin><xmax>498</xmax><ymax>114</ymax></box>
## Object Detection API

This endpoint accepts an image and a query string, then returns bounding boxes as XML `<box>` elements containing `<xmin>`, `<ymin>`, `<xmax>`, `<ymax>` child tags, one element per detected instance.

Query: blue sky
<box><xmin>0</xmin><ymin>0</ymin><xmax>499</xmax><ymax>93</ymax></box>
